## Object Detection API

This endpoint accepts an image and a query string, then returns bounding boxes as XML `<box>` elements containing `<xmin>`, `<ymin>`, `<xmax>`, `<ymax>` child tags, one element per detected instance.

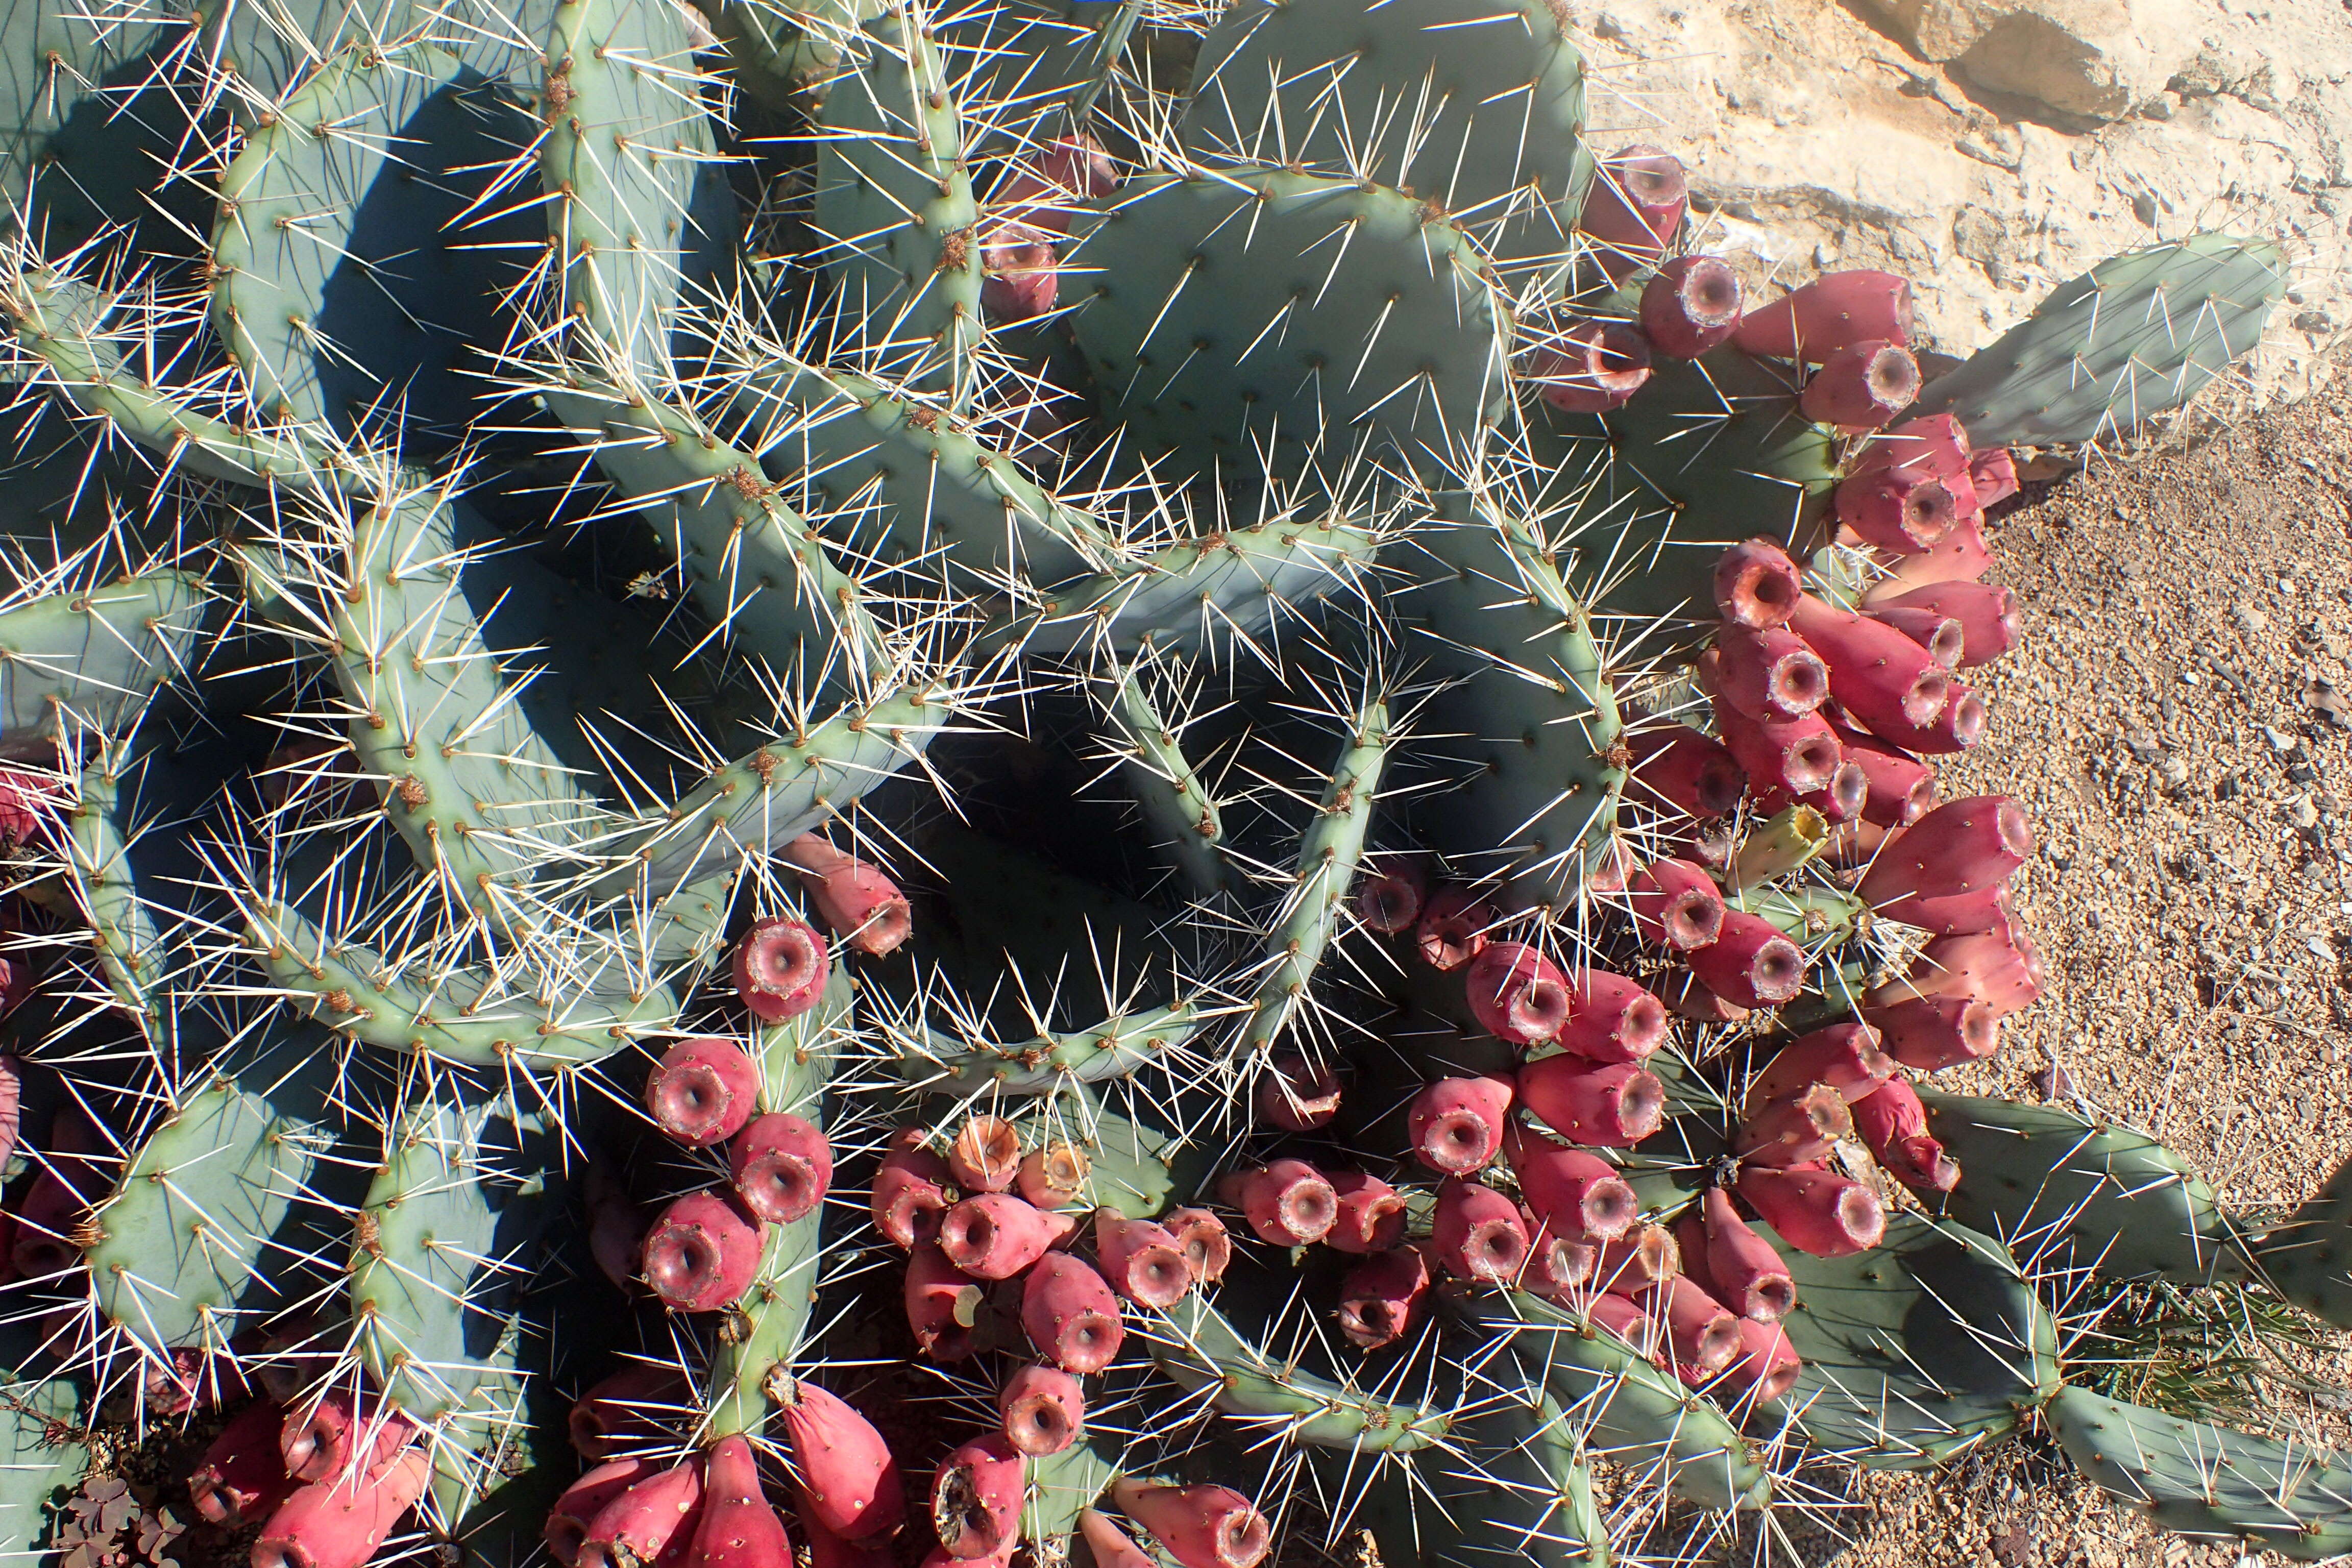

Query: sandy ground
<box><xmin>1801</xmin><ymin>364</ymin><xmax>2352</xmax><ymax>1566</ymax></box>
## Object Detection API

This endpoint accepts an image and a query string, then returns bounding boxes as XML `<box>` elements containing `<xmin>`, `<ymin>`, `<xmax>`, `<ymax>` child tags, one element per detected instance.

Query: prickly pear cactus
<box><xmin>0</xmin><ymin>1</ymin><xmax>2330</xmax><ymax>1566</ymax></box>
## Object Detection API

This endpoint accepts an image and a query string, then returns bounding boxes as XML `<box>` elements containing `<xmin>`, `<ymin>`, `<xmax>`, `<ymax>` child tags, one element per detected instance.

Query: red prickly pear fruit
<box><xmin>1687</xmin><ymin>910</ymin><xmax>1808</xmax><ymax>1009</ymax></box>
<box><xmin>1869</xmin><ymin>916</ymin><xmax>2045</xmax><ymax>1013</ymax></box>
<box><xmin>1826</xmin><ymin>722</ymin><xmax>1938</xmax><ymax>827</ymax></box>
<box><xmin>1714</xmin><ymin>622</ymin><xmax>1830</xmax><ymax>722</ymax></box>
<box><xmin>1785</xmin><ymin>593</ymin><xmax>1952</xmax><ymax>737</ymax></box>
<box><xmin>1326</xmin><ymin>1173</ymin><xmax>1407</xmax><ymax>1254</ymax></box>
<box><xmin>0</xmin><ymin>771</ymin><xmax>51</xmax><ymax>846</ymax></box>
<box><xmin>1021</xmin><ymin>1252</ymin><xmax>1125</xmax><ymax>1372</ymax></box>
<box><xmin>732</xmin><ymin>917</ymin><xmax>828</xmax><ymax>1023</ymax></box>
<box><xmin>1968</xmin><ymin>445</ymin><xmax>2020</xmax><ymax>507</ymax></box>
<box><xmin>1864</xmin><ymin>604</ymin><xmax>1967</xmax><ymax>670</ymax></box>
<box><xmin>1866</xmin><ymin>516</ymin><xmax>1995</xmax><ymax>598</ymax></box>
<box><xmin>937</xmin><ymin>1193</ymin><xmax>1069</xmax><ymax>1280</ymax></box>
<box><xmin>1110</xmin><ymin>1479</ymin><xmax>1273</xmax><ymax>1568</ymax></box>
<box><xmin>932</xmin><ymin>1434</ymin><xmax>1024</xmax><ymax>1560</ymax></box>
<box><xmin>1745</xmin><ymin>1022</ymin><xmax>1895</xmax><ymax>1113</ymax></box>
<box><xmin>1867</xmin><ymin>994</ymin><xmax>2003</xmax><ymax>1070</ymax></box>
<box><xmin>642</xmin><ymin>1191</ymin><xmax>766</xmax><ymax>1312</ymax></box>
<box><xmin>997</xmin><ymin>1364</ymin><xmax>1085</xmax><ymax>1457</ymax></box>
<box><xmin>1737</xmin><ymin>1165</ymin><xmax>1886</xmax><ymax>1257</ymax></box>
<box><xmin>1516</xmin><ymin>1056</ymin><xmax>1665</xmax><ymax>1148</ymax></box>
<box><xmin>1525</xmin><ymin>1222</ymin><xmax>1600</xmax><ymax>1301</ymax></box>
<box><xmin>280</xmin><ymin>1393</ymin><xmax>417</xmax><ymax>1484</ymax></box>
<box><xmin>1870</xmin><ymin>581</ymin><xmax>2020</xmax><ymax>668</ymax></box>
<box><xmin>573</xmin><ymin>1459</ymin><xmax>705</xmax><ymax>1568</ymax></box>
<box><xmin>1835</xmin><ymin>467</ymin><xmax>1970</xmax><ymax>554</ymax></box>
<box><xmin>570</xmin><ymin>1364</ymin><xmax>690</xmax><ymax>1459</ymax></box>
<box><xmin>1711</xmin><ymin>696</ymin><xmax>1843</xmax><ymax>798</ymax></box>
<box><xmin>691</xmin><ymin>1436</ymin><xmax>789</xmax><ymax>1568</ymax></box>
<box><xmin>647</xmin><ymin>1037</ymin><xmax>761</xmax><ymax>1147</ymax></box>
<box><xmin>1700</xmin><ymin>1187</ymin><xmax>1796</xmax><ymax>1321</ymax></box>
<box><xmin>730</xmin><ymin>1113</ymin><xmax>831</xmax><ymax>1224</ymax></box>
<box><xmin>0</xmin><ymin>1056</ymin><xmax>18</xmax><ymax>1166</ymax></box>
<box><xmin>1859</xmin><ymin>681</ymin><xmax>1987</xmax><ymax>756</ymax></box>
<box><xmin>777</xmin><ymin>1383</ymin><xmax>902</xmax><ymax>1540</ymax></box>
<box><xmin>1628</xmin><ymin>857</ymin><xmax>1727</xmax><ymax>951</ymax></box>
<box><xmin>1850</xmin><ymin>1077</ymin><xmax>1961</xmax><ymax>1192</ymax></box>
<box><xmin>1800</xmin><ymin>340</ymin><xmax>1920</xmax><ymax>430</ymax></box>
<box><xmin>1634</xmin><ymin>1275</ymin><xmax>1742</xmax><ymax>1379</ymax></box>
<box><xmin>1661</xmin><ymin>969</ymin><xmax>1750</xmax><ymax>1023</ymax></box>
<box><xmin>1532</xmin><ymin>319</ymin><xmax>1654</xmax><ymax>412</ymax></box>
<box><xmin>1081</xmin><ymin>1508</ymin><xmax>1161</xmax><ymax>1568</ymax></box>
<box><xmin>982</xmin><ymin>240</ymin><xmax>1059</xmax><ymax>324</ymax></box>
<box><xmin>250</xmin><ymin>1448</ymin><xmax>432</xmax><ymax>1568</ymax></box>
<box><xmin>1431</xmin><ymin>1178</ymin><xmax>1530</xmax><ymax>1283</ymax></box>
<box><xmin>1734</xmin><ymin>1083</ymin><xmax>1855</xmax><ymax>1168</ymax></box>
<box><xmin>11</xmin><ymin>1103</ymin><xmax>110</xmax><ymax>1278</ymax></box>
<box><xmin>1217</xmin><ymin>1160</ymin><xmax>1338</xmax><ymax>1246</ymax></box>
<box><xmin>919</xmin><ymin>1547</ymin><xmax>1014</xmax><ymax>1568</ymax></box>
<box><xmin>586</xmin><ymin>1163</ymin><xmax>652</xmax><ymax>1293</ymax></box>
<box><xmin>1585</xmin><ymin>1290</ymin><xmax>1659</xmax><ymax>1357</ymax></box>
<box><xmin>1880</xmin><ymin>881</ymin><xmax>2014</xmax><ymax>938</ymax></box>
<box><xmin>1577</xmin><ymin>144</ymin><xmax>1686</xmax><ymax>283</ymax></box>
<box><xmin>782</xmin><ymin>834</ymin><xmax>912</xmax><ymax>956</ymax></box>
<box><xmin>1596</xmin><ymin>1221</ymin><xmax>1680</xmax><ymax>1291</ymax></box>
<box><xmin>546</xmin><ymin>1459</ymin><xmax>651</xmax><ymax>1565</ymax></box>
<box><xmin>1161</xmin><ymin>1207</ymin><xmax>1233</xmax><ymax>1284</ymax></box>
<box><xmin>1254</xmin><ymin>1057</ymin><xmax>1341</xmax><ymax>1130</ymax></box>
<box><xmin>1463</xmin><ymin>941</ymin><xmax>1573</xmax><ymax>1044</ymax></box>
<box><xmin>1558</xmin><ymin>968</ymin><xmax>1669</xmax><ymax>1063</ymax></box>
<box><xmin>947</xmin><ymin>1116</ymin><xmax>1023</xmax><ymax>1193</ymax></box>
<box><xmin>991</xmin><ymin>135</ymin><xmax>1117</xmax><ymax>232</ymax></box>
<box><xmin>800</xmin><ymin>1505</ymin><xmax>897</xmax><ymax>1568</ymax></box>
<box><xmin>1585</xmin><ymin>835</ymin><xmax>1638</xmax><ymax>896</ymax></box>
<box><xmin>1335</xmin><ymin>1247</ymin><xmax>1430</xmax><ymax>1349</ymax></box>
<box><xmin>190</xmin><ymin>1400</ymin><xmax>297</xmax><ymax>1526</ymax></box>
<box><xmin>1857</xmin><ymin>795</ymin><xmax>2032</xmax><ymax>906</ymax></box>
<box><xmin>1641</xmin><ymin>255</ymin><xmax>1744</xmax><ymax>358</ymax></box>
<box><xmin>873</xmin><ymin>1131</ymin><xmax>955</xmax><ymax>1250</ymax></box>
<box><xmin>1713</xmin><ymin>538</ymin><xmax>1803</xmax><ymax>630</ymax></box>
<box><xmin>1626</xmin><ymin>725</ymin><xmax>1747</xmax><ymax>818</ymax></box>
<box><xmin>1093</xmin><ymin>1209</ymin><xmax>1193</xmax><ymax>1307</ymax></box>
<box><xmin>1015</xmin><ymin>1142</ymin><xmax>1090</xmax><ymax>1209</ymax></box>
<box><xmin>1503</xmin><ymin>1123</ymin><xmax>1638</xmax><ymax>1241</ymax></box>
<box><xmin>1722</xmin><ymin>1317</ymin><xmax>1804</xmax><ymax>1402</ymax></box>
<box><xmin>1415</xmin><ymin>887</ymin><xmax>1495</xmax><ymax>971</ymax></box>
<box><xmin>1733</xmin><ymin>270</ymin><xmax>1915</xmax><ymax>362</ymax></box>
<box><xmin>1406</xmin><ymin>1074</ymin><xmax>1514</xmax><ymax>1174</ymax></box>
<box><xmin>1849</xmin><ymin>412</ymin><xmax>1971</xmax><ymax>483</ymax></box>
<box><xmin>1356</xmin><ymin>853</ymin><xmax>1428</xmax><ymax>934</ymax></box>
<box><xmin>905</xmin><ymin>1242</ymin><xmax>986</xmax><ymax>1361</ymax></box>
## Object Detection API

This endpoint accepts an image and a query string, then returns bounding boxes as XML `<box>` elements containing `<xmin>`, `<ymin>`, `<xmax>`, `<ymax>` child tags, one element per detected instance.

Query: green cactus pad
<box><xmin>1427</xmin><ymin>1365</ymin><xmax>1611</xmax><ymax>1568</ymax></box>
<box><xmin>1148</xmin><ymin>1290</ymin><xmax>1453</xmax><ymax>1451</ymax></box>
<box><xmin>2247</xmin><ymin>1153</ymin><xmax>2352</xmax><ymax>1328</ymax></box>
<box><xmin>1909</xmin><ymin>234</ymin><xmax>2290</xmax><ymax>450</ymax></box>
<box><xmin>1919</xmin><ymin>1091</ymin><xmax>2251</xmax><ymax>1285</ymax></box>
<box><xmin>0</xmin><ymin>1367</ymin><xmax>83</xmax><ymax>1556</ymax></box>
<box><xmin>61</xmin><ymin>750</ymin><xmax>172</xmax><ymax>1029</ymax></box>
<box><xmin>1022</xmin><ymin>1428</ymin><xmax>1125</xmax><ymax>1545</ymax></box>
<box><xmin>1733</xmin><ymin>881</ymin><xmax>1868</xmax><ymax>951</ymax></box>
<box><xmin>3</xmin><ymin>0</ymin><xmax>188</xmax><ymax>256</ymax></box>
<box><xmin>1069</xmin><ymin>168</ymin><xmax>1507</xmax><ymax>480</ymax></box>
<box><xmin>2046</xmin><ymin>1385</ymin><xmax>2352</xmax><ymax>1560</ymax></box>
<box><xmin>698</xmin><ymin>0</ymin><xmax>885</xmax><ymax>109</ymax></box>
<box><xmin>0</xmin><ymin>569</ymin><xmax>208</xmax><ymax>739</ymax></box>
<box><xmin>1092</xmin><ymin>659</ymin><xmax>1235</xmax><ymax>900</ymax></box>
<box><xmin>1772</xmin><ymin>1213</ymin><xmax>2061</xmax><ymax>1469</ymax></box>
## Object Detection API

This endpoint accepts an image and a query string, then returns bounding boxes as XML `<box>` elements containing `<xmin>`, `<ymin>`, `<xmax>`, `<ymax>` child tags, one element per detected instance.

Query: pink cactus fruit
<box><xmin>1325</xmin><ymin>1172</ymin><xmax>1408</xmax><ymax>1255</ymax></box>
<box><xmin>1735</xmin><ymin>1083</ymin><xmax>1856</xmax><ymax>1169</ymax></box>
<box><xmin>1576</xmin><ymin>144</ymin><xmax>1687</xmax><ymax>283</ymax></box>
<box><xmin>1857</xmin><ymin>794</ymin><xmax>2032</xmax><ymax>910</ymax></box>
<box><xmin>691</xmin><ymin>1436</ymin><xmax>790</xmax><ymax>1568</ymax></box>
<box><xmin>1254</xmin><ymin>1056</ymin><xmax>1342</xmax><ymax>1131</ymax></box>
<box><xmin>1880</xmin><ymin>881</ymin><xmax>2016</xmax><ymax>938</ymax></box>
<box><xmin>641</xmin><ymin>1190</ymin><xmax>767</xmax><ymax>1312</ymax></box>
<box><xmin>1710</xmin><ymin>695</ymin><xmax>1842</xmax><ymax>798</ymax></box>
<box><xmin>586</xmin><ymin>1161</ymin><xmax>652</xmax><ymax>1293</ymax></box>
<box><xmin>1016</xmin><ymin>1141</ymin><xmax>1091</xmax><ymax>1209</ymax></box>
<box><xmin>1627</xmin><ymin>857</ymin><xmax>1727</xmax><ymax>951</ymax></box>
<box><xmin>1585</xmin><ymin>1290</ymin><xmax>1659</xmax><ymax>1357</ymax></box>
<box><xmin>1850</xmin><ymin>1076</ymin><xmax>1961</xmax><ymax>1192</ymax></box>
<box><xmin>932</xmin><ymin>1433</ymin><xmax>1025</xmax><ymax>1560</ymax></box>
<box><xmin>1355</xmin><ymin>853</ymin><xmax>1428</xmax><ymax>934</ymax></box>
<box><xmin>1827</xmin><ymin>722</ymin><xmax>1938</xmax><ymax>827</ymax></box>
<box><xmin>250</xmin><ymin>1448</ymin><xmax>432</xmax><ymax>1568</ymax></box>
<box><xmin>1869</xmin><ymin>580</ymin><xmax>2021</xmax><ymax>668</ymax></box>
<box><xmin>1860</xmin><ymin>680</ymin><xmax>1988</xmax><ymax>756</ymax></box>
<box><xmin>279</xmin><ymin>1392</ymin><xmax>418</xmax><ymax>1484</ymax></box>
<box><xmin>998</xmin><ymin>1364</ymin><xmax>1086</xmax><ymax>1457</ymax></box>
<box><xmin>1744</xmin><ymin>1022</ymin><xmax>1895</xmax><ymax>1113</ymax></box>
<box><xmin>1867</xmin><ymin>516</ymin><xmax>1996</xmax><ymax>599</ymax></box>
<box><xmin>1640</xmin><ymin>255</ymin><xmax>1745</xmax><ymax>358</ymax></box>
<box><xmin>1110</xmin><ymin>1478</ymin><xmax>1273</xmax><ymax>1568</ymax></box>
<box><xmin>189</xmin><ymin>1399</ymin><xmax>298</xmax><ymax>1526</ymax></box>
<box><xmin>1557</xmin><ymin>968</ymin><xmax>1669</xmax><ymax>1064</ymax></box>
<box><xmin>0</xmin><ymin>1056</ymin><xmax>17</xmax><ymax>1167</ymax></box>
<box><xmin>1523</xmin><ymin>1220</ymin><xmax>1599</xmax><ymax>1301</ymax></box>
<box><xmin>946</xmin><ymin>1116</ymin><xmax>1023</xmax><ymax>1194</ymax></box>
<box><xmin>1093</xmin><ymin>1209</ymin><xmax>1194</xmax><ymax>1307</ymax></box>
<box><xmin>1800</xmin><ymin>339</ymin><xmax>1920</xmax><ymax>430</ymax></box>
<box><xmin>1516</xmin><ymin>1055</ymin><xmax>1666</xmax><ymax>1148</ymax></box>
<box><xmin>729</xmin><ymin>1112</ymin><xmax>831</xmax><ymax>1224</ymax></box>
<box><xmin>0</xmin><ymin>770</ymin><xmax>51</xmax><ymax>845</ymax></box>
<box><xmin>1864</xmin><ymin>603</ymin><xmax>1969</xmax><ymax>669</ymax></box>
<box><xmin>777</xmin><ymin>1382</ymin><xmax>903</xmax><ymax>1540</ymax></box>
<box><xmin>905</xmin><ymin>1242</ymin><xmax>986</xmax><ymax>1361</ymax></box>
<box><xmin>1430</xmin><ymin>1178</ymin><xmax>1530</xmax><ymax>1283</ymax></box>
<box><xmin>1336</xmin><ymin>1246</ymin><xmax>1431</xmax><ymax>1350</ymax></box>
<box><xmin>872</xmin><ymin>1130</ymin><xmax>957</xmax><ymax>1250</ymax></box>
<box><xmin>731</xmin><ymin>916</ymin><xmax>829</xmax><ymax>1023</ymax></box>
<box><xmin>1721</xmin><ymin>1317</ymin><xmax>1804</xmax><ymax>1402</ymax></box>
<box><xmin>1161</xmin><ymin>1206</ymin><xmax>1234</xmax><ymax>1284</ymax></box>
<box><xmin>570</xmin><ymin>1363</ymin><xmax>691</xmax><ymax>1459</ymax></box>
<box><xmin>1415</xmin><ymin>886</ymin><xmax>1495</xmax><ymax>971</ymax></box>
<box><xmin>546</xmin><ymin>1459</ymin><xmax>652</xmax><ymax>1565</ymax></box>
<box><xmin>1532</xmin><ymin>318</ymin><xmax>1654</xmax><ymax>413</ymax></box>
<box><xmin>937</xmin><ymin>1192</ymin><xmax>1070</xmax><ymax>1280</ymax></box>
<box><xmin>1625</xmin><ymin>725</ymin><xmax>1747</xmax><ymax>818</ymax></box>
<box><xmin>1786</xmin><ymin>592</ymin><xmax>1952</xmax><ymax>739</ymax></box>
<box><xmin>1687</xmin><ymin>910</ymin><xmax>1809</xmax><ymax>1011</ymax></box>
<box><xmin>1968</xmin><ymin>444</ymin><xmax>2022</xmax><ymax>507</ymax></box>
<box><xmin>1022</xmin><ymin>1251</ymin><xmax>1126</xmax><ymax>1372</ymax></box>
<box><xmin>1636</xmin><ymin>1275</ymin><xmax>1743</xmax><ymax>1382</ymax></box>
<box><xmin>1595</xmin><ymin>1221</ymin><xmax>1681</xmax><ymax>1291</ymax></box>
<box><xmin>1868</xmin><ymin>994</ymin><xmax>2003</xmax><ymax>1070</ymax></box>
<box><xmin>1217</xmin><ymin>1160</ymin><xmax>1338</xmax><ymax>1246</ymax></box>
<box><xmin>1504</xmin><ymin>1124</ymin><xmax>1639</xmax><ymax>1242</ymax></box>
<box><xmin>1848</xmin><ymin>413</ymin><xmax>1971</xmax><ymax>484</ymax></box>
<box><xmin>646</xmin><ymin>1037</ymin><xmax>761</xmax><ymax>1147</ymax></box>
<box><xmin>800</xmin><ymin>1503</ymin><xmax>898</xmax><ymax>1568</ymax></box>
<box><xmin>1660</xmin><ymin>969</ymin><xmax>1750</xmax><ymax>1024</ymax></box>
<box><xmin>1712</xmin><ymin>537</ymin><xmax>1803</xmax><ymax>630</ymax></box>
<box><xmin>571</xmin><ymin>1457</ymin><xmax>705</xmax><ymax>1568</ymax></box>
<box><xmin>1463</xmin><ymin>940</ymin><xmax>1572</xmax><ymax>1044</ymax></box>
<box><xmin>12</xmin><ymin>1102</ymin><xmax>112</xmax><ymax>1278</ymax></box>
<box><xmin>1737</xmin><ymin>1165</ymin><xmax>1887</xmax><ymax>1257</ymax></box>
<box><xmin>1713</xmin><ymin>622</ymin><xmax>1830</xmax><ymax>723</ymax></box>
<box><xmin>982</xmin><ymin>238</ymin><xmax>1059</xmax><ymax>324</ymax></box>
<box><xmin>781</xmin><ymin>834</ymin><xmax>913</xmax><ymax>956</ymax></box>
<box><xmin>1733</xmin><ymin>270</ymin><xmax>1915</xmax><ymax>362</ymax></box>
<box><xmin>1867</xmin><ymin>914</ymin><xmax>2046</xmax><ymax>1014</ymax></box>
<box><xmin>1406</xmin><ymin>1074</ymin><xmax>1514</xmax><ymax>1174</ymax></box>
<box><xmin>1836</xmin><ymin>467</ymin><xmax>1974</xmax><ymax>554</ymax></box>
<box><xmin>1699</xmin><ymin>1187</ymin><xmax>1797</xmax><ymax>1321</ymax></box>
<box><xmin>1080</xmin><ymin>1509</ymin><xmax>1162</xmax><ymax>1568</ymax></box>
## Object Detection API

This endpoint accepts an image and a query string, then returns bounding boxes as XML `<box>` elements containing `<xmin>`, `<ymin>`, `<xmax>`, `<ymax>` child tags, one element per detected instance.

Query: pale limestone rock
<box><xmin>1854</xmin><ymin>0</ymin><xmax>2202</xmax><ymax>121</ymax></box>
